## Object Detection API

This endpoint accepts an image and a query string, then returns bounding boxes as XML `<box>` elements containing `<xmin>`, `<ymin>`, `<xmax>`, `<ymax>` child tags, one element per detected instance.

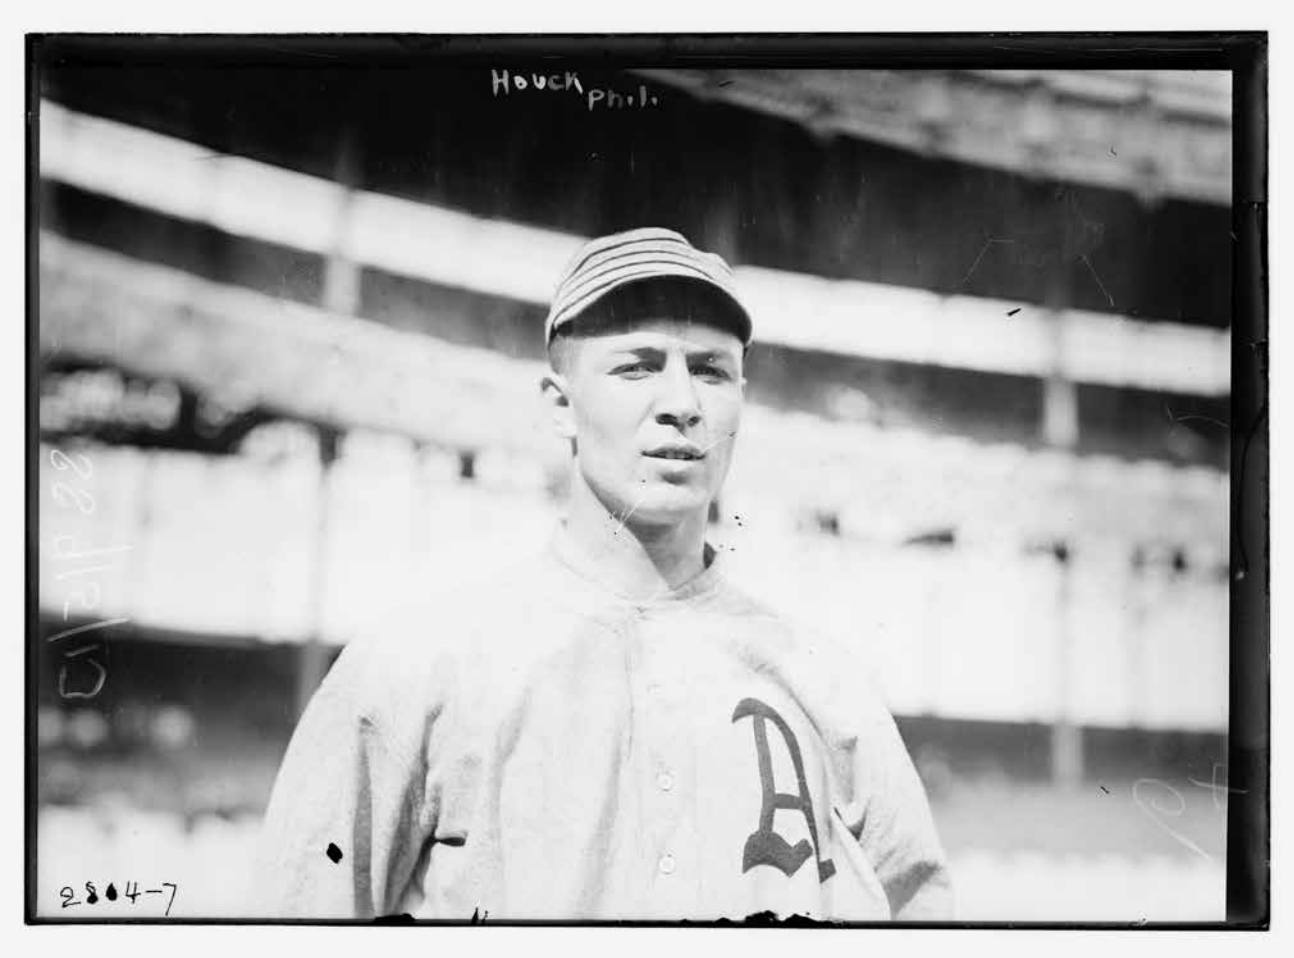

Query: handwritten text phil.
<box><xmin>491</xmin><ymin>70</ymin><xmax>661</xmax><ymax>113</ymax></box>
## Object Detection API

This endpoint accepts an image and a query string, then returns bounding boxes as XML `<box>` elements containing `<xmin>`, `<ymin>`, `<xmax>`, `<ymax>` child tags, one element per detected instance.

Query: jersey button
<box><xmin>658</xmin><ymin>853</ymin><xmax>676</xmax><ymax>875</ymax></box>
<box><xmin>656</xmin><ymin>771</ymin><xmax>674</xmax><ymax>792</ymax></box>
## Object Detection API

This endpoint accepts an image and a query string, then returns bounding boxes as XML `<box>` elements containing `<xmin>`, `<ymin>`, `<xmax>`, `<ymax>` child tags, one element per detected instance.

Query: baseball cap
<box><xmin>545</xmin><ymin>227</ymin><xmax>753</xmax><ymax>346</ymax></box>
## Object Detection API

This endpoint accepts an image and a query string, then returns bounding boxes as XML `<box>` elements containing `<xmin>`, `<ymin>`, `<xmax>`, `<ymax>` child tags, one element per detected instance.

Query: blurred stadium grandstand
<box><xmin>36</xmin><ymin>62</ymin><xmax>1231</xmax><ymax>920</ymax></box>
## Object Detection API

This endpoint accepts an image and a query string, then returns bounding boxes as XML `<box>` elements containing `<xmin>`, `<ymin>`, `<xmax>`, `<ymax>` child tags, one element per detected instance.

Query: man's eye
<box><xmin>614</xmin><ymin>362</ymin><xmax>653</xmax><ymax>376</ymax></box>
<box><xmin>695</xmin><ymin>365</ymin><xmax>730</xmax><ymax>381</ymax></box>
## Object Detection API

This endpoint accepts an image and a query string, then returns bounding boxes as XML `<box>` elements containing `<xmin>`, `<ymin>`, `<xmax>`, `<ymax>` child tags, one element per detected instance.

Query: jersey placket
<box><xmin>630</xmin><ymin>603</ymin><xmax>698</xmax><ymax>915</ymax></box>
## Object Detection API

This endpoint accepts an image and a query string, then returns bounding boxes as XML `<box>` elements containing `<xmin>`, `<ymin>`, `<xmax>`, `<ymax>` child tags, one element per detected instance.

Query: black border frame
<box><xmin>25</xmin><ymin>31</ymin><xmax>1269</xmax><ymax>929</ymax></box>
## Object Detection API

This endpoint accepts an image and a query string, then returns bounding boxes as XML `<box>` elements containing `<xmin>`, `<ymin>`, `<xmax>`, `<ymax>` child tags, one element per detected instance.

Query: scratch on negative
<box><xmin>1165</xmin><ymin>403</ymin><xmax>1229</xmax><ymax>430</ymax></box>
<box><xmin>958</xmin><ymin>237</ymin><xmax>1014</xmax><ymax>289</ymax></box>
<box><xmin>1080</xmin><ymin>254</ymin><xmax>1115</xmax><ymax>307</ymax></box>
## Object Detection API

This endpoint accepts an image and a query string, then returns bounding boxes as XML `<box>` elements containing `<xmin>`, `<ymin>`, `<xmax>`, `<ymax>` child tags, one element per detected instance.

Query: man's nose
<box><xmin>654</xmin><ymin>361</ymin><xmax>702</xmax><ymax>428</ymax></box>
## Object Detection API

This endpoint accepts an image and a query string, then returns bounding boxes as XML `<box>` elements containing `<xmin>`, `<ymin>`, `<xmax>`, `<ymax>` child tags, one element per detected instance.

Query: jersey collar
<box><xmin>547</xmin><ymin>521</ymin><xmax>724</xmax><ymax>609</ymax></box>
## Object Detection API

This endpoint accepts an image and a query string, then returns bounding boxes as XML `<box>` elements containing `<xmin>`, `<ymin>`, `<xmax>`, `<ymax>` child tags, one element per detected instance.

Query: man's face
<box><xmin>553</xmin><ymin>317</ymin><xmax>745</xmax><ymax>526</ymax></box>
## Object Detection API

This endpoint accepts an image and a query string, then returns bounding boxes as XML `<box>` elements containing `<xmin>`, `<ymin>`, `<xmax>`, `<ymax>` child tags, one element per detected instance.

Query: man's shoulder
<box><xmin>714</xmin><ymin>574</ymin><xmax>894</xmax><ymax>727</ymax></box>
<box><xmin>715</xmin><ymin>575</ymin><xmax>866</xmax><ymax>661</ymax></box>
<box><xmin>318</xmin><ymin>550</ymin><xmax>565</xmax><ymax>715</ymax></box>
<box><xmin>709</xmin><ymin>573</ymin><xmax>800</xmax><ymax>631</ymax></box>
<box><xmin>351</xmin><ymin>549</ymin><xmax>567</xmax><ymax>659</ymax></box>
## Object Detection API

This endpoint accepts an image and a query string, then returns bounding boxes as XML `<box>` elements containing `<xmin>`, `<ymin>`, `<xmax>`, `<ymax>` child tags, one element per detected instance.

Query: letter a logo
<box><xmin>731</xmin><ymin>697</ymin><xmax>836</xmax><ymax>883</ymax></box>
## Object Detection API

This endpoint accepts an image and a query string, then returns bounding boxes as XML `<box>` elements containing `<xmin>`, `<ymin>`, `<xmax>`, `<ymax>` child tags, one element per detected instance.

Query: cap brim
<box><xmin>550</xmin><ymin>273</ymin><xmax>752</xmax><ymax>345</ymax></box>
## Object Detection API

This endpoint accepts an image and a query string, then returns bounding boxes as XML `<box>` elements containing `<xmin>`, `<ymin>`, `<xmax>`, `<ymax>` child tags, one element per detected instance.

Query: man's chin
<box><xmin>615</xmin><ymin>486</ymin><xmax>710</xmax><ymax>527</ymax></box>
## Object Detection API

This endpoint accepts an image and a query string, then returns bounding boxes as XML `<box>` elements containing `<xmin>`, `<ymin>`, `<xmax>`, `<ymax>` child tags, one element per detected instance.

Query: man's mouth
<box><xmin>644</xmin><ymin>446</ymin><xmax>705</xmax><ymax>461</ymax></box>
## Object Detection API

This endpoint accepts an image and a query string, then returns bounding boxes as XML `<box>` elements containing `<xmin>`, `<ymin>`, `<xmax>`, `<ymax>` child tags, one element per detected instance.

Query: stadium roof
<box><xmin>638</xmin><ymin>70</ymin><xmax>1232</xmax><ymax>205</ymax></box>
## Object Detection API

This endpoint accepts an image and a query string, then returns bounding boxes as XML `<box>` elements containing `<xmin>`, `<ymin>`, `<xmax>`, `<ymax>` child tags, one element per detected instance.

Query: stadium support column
<box><xmin>1045</xmin><ymin>311</ymin><xmax>1083</xmax><ymax>789</ymax></box>
<box><xmin>294</xmin><ymin>134</ymin><xmax>361</xmax><ymax>718</ymax></box>
<box><xmin>296</xmin><ymin>426</ymin><xmax>340</xmax><ymax>717</ymax></box>
<box><xmin>322</xmin><ymin>132</ymin><xmax>361</xmax><ymax>320</ymax></box>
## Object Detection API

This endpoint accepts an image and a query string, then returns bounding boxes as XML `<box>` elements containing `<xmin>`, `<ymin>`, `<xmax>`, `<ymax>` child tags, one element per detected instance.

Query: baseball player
<box><xmin>257</xmin><ymin>227</ymin><xmax>953</xmax><ymax>922</ymax></box>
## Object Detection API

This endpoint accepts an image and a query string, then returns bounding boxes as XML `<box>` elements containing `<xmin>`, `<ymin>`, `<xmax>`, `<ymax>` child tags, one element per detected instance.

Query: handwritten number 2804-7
<box><xmin>58</xmin><ymin>881</ymin><xmax>177</xmax><ymax>914</ymax></box>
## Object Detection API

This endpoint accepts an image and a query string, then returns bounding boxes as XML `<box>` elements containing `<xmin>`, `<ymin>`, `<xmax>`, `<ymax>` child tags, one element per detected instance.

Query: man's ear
<box><xmin>540</xmin><ymin>372</ymin><xmax>577</xmax><ymax>441</ymax></box>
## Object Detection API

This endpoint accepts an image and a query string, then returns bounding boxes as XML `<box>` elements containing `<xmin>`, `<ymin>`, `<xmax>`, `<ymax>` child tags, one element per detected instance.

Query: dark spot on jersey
<box><xmin>326</xmin><ymin>842</ymin><xmax>343</xmax><ymax>863</ymax></box>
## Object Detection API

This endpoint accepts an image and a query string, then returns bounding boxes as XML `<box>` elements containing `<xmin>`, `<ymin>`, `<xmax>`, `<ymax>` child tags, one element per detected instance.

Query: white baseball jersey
<box><xmin>257</xmin><ymin>525</ymin><xmax>953</xmax><ymax>922</ymax></box>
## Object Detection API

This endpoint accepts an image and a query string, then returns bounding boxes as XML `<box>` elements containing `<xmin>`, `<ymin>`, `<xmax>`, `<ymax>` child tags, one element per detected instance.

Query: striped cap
<box><xmin>545</xmin><ymin>227</ymin><xmax>752</xmax><ymax>345</ymax></box>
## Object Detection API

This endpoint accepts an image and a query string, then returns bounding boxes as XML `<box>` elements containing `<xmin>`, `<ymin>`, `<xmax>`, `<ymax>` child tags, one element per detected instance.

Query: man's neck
<box><xmin>562</xmin><ymin>476</ymin><xmax>710</xmax><ymax>601</ymax></box>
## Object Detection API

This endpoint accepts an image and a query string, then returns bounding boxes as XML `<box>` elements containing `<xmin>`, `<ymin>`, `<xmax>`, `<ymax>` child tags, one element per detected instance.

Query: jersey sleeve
<box><xmin>845</xmin><ymin>692</ymin><xmax>955</xmax><ymax>921</ymax></box>
<box><xmin>254</xmin><ymin>632</ymin><xmax>440</xmax><ymax>919</ymax></box>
